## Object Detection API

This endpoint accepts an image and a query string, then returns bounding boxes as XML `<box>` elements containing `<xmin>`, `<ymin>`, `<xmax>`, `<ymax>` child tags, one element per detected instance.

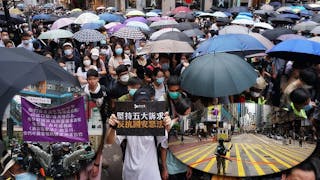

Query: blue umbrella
<box><xmin>99</xmin><ymin>13</ymin><xmax>125</xmax><ymax>23</ymax></box>
<box><xmin>266</xmin><ymin>39</ymin><xmax>320</xmax><ymax>63</ymax></box>
<box><xmin>238</xmin><ymin>12</ymin><xmax>253</xmax><ymax>17</ymax></box>
<box><xmin>300</xmin><ymin>10</ymin><xmax>314</xmax><ymax>17</ymax></box>
<box><xmin>193</xmin><ymin>34</ymin><xmax>267</xmax><ymax>58</ymax></box>
<box><xmin>150</xmin><ymin>9</ymin><xmax>162</xmax><ymax>14</ymax></box>
<box><xmin>235</xmin><ymin>14</ymin><xmax>253</xmax><ymax>20</ymax></box>
<box><xmin>81</xmin><ymin>23</ymin><xmax>103</xmax><ymax>30</ymax></box>
<box><xmin>277</xmin><ymin>13</ymin><xmax>300</xmax><ymax>20</ymax></box>
<box><xmin>181</xmin><ymin>53</ymin><xmax>258</xmax><ymax>97</ymax></box>
<box><xmin>270</xmin><ymin>2</ymin><xmax>281</xmax><ymax>9</ymax></box>
<box><xmin>33</xmin><ymin>14</ymin><xmax>51</xmax><ymax>20</ymax></box>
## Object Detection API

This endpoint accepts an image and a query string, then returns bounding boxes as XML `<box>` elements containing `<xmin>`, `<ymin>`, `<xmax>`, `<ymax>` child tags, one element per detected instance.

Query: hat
<box><xmin>133</xmin><ymin>88</ymin><xmax>151</xmax><ymax>102</ymax></box>
<box><xmin>254</xmin><ymin>76</ymin><xmax>268</xmax><ymax>90</ymax></box>
<box><xmin>1</xmin><ymin>153</ymin><xmax>16</xmax><ymax>176</ymax></box>
<box><xmin>90</xmin><ymin>48</ymin><xmax>99</xmax><ymax>56</ymax></box>
<box><xmin>62</xmin><ymin>42</ymin><xmax>73</xmax><ymax>48</ymax></box>
<box><xmin>123</xmin><ymin>59</ymin><xmax>131</xmax><ymax>66</ymax></box>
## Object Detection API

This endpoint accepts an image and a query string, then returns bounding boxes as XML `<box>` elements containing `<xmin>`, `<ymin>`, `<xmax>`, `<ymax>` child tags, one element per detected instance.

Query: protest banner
<box><xmin>21</xmin><ymin>97</ymin><xmax>89</xmax><ymax>142</ymax></box>
<box><xmin>115</xmin><ymin>101</ymin><xmax>166</xmax><ymax>136</ymax></box>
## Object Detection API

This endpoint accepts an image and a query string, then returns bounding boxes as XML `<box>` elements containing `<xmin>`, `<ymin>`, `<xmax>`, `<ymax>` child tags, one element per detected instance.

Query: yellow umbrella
<box><xmin>71</xmin><ymin>8</ymin><xmax>82</xmax><ymax>13</ymax></box>
<box><xmin>9</xmin><ymin>8</ymin><xmax>23</xmax><ymax>15</ymax></box>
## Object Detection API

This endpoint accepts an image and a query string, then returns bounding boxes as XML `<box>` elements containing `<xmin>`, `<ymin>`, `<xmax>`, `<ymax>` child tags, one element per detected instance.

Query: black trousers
<box><xmin>169</xmin><ymin>172</ymin><xmax>187</xmax><ymax>180</ymax></box>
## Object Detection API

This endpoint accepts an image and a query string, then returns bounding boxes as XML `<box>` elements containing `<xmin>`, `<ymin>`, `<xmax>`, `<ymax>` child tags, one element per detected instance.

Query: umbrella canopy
<box><xmin>32</xmin><ymin>13</ymin><xmax>51</xmax><ymax>20</ymax></box>
<box><xmin>266</xmin><ymin>39</ymin><xmax>320</xmax><ymax>62</ymax></box>
<box><xmin>0</xmin><ymin>48</ymin><xmax>79</xmax><ymax>120</ymax></box>
<box><xmin>293</xmin><ymin>21</ymin><xmax>320</xmax><ymax>32</ymax></box>
<box><xmin>81</xmin><ymin>22</ymin><xmax>103</xmax><ymax>30</ymax></box>
<box><xmin>99</xmin><ymin>13</ymin><xmax>125</xmax><ymax>23</ymax></box>
<box><xmin>311</xmin><ymin>26</ymin><xmax>320</xmax><ymax>34</ymax></box>
<box><xmin>9</xmin><ymin>8</ymin><xmax>23</xmax><ymax>15</ymax></box>
<box><xmin>231</xmin><ymin>19</ymin><xmax>255</xmax><ymax>25</ymax></box>
<box><xmin>155</xmin><ymin>31</ymin><xmax>193</xmax><ymax>44</ymax></box>
<box><xmin>212</xmin><ymin>11</ymin><xmax>228</xmax><ymax>18</ymax></box>
<box><xmin>108</xmin><ymin>24</ymin><xmax>126</xmax><ymax>34</ymax></box>
<box><xmin>73</xmin><ymin>29</ymin><xmax>106</xmax><ymax>42</ymax></box>
<box><xmin>38</xmin><ymin>29</ymin><xmax>74</xmax><ymax>39</ymax></box>
<box><xmin>277</xmin><ymin>13</ymin><xmax>300</xmax><ymax>20</ymax></box>
<box><xmin>276</xmin><ymin>34</ymin><xmax>307</xmax><ymax>41</ymax></box>
<box><xmin>126</xmin><ymin>21</ymin><xmax>150</xmax><ymax>31</ymax></box>
<box><xmin>249</xmin><ymin>32</ymin><xmax>274</xmax><ymax>50</ymax></box>
<box><xmin>51</xmin><ymin>17</ymin><xmax>75</xmax><ymax>30</ymax></box>
<box><xmin>174</xmin><ymin>22</ymin><xmax>199</xmax><ymax>31</ymax></box>
<box><xmin>309</xmin><ymin>36</ymin><xmax>320</xmax><ymax>42</ymax></box>
<box><xmin>193</xmin><ymin>34</ymin><xmax>267</xmax><ymax>57</ymax></box>
<box><xmin>137</xmin><ymin>40</ymin><xmax>194</xmax><ymax>55</ymax></box>
<box><xmin>74</xmin><ymin>12</ymin><xmax>99</xmax><ymax>24</ymax></box>
<box><xmin>0</xmin><ymin>12</ymin><xmax>25</xmax><ymax>24</ymax></box>
<box><xmin>104</xmin><ymin>22</ymin><xmax>121</xmax><ymax>29</ymax></box>
<box><xmin>146</xmin><ymin>12</ymin><xmax>159</xmax><ymax>17</ymax></box>
<box><xmin>312</xmin><ymin>14</ymin><xmax>320</xmax><ymax>23</ymax></box>
<box><xmin>124</xmin><ymin>16</ymin><xmax>148</xmax><ymax>24</ymax></box>
<box><xmin>219</xmin><ymin>25</ymin><xmax>251</xmax><ymax>35</ymax></box>
<box><xmin>149</xmin><ymin>20</ymin><xmax>178</xmax><ymax>30</ymax></box>
<box><xmin>183</xmin><ymin>28</ymin><xmax>205</xmax><ymax>37</ymax></box>
<box><xmin>147</xmin><ymin>16</ymin><xmax>174</xmax><ymax>22</ymax></box>
<box><xmin>112</xmin><ymin>27</ymin><xmax>145</xmax><ymax>40</ymax></box>
<box><xmin>262</xmin><ymin>27</ymin><xmax>295</xmax><ymax>41</ymax></box>
<box><xmin>181</xmin><ymin>53</ymin><xmax>258</xmax><ymax>98</ymax></box>
<box><xmin>126</xmin><ymin>10</ymin><xmax>145</xmax><ymax>17</ymax></box>
<box><xmin>228</xmin><ymin>6</ymin><xmax>249</xmax><ymax>14</ymax></box>
<box><xmin>260</xmin><ymin>4</ymin><xmax>274</xmax><ymax>11</ymax></box>
<box><xmin>171</xmin><ymin>6</ymin><xmax>192</xmax><ymax>14</ymax></box>
<box><xmin>174</xmin><ymin>12</ymin><xmax>194</xmax><ymax>20</ymax></box>
<box><xmin>71</xmin><ymin>8</ymin><xmax>82</xmax><ymax>13</ymax></box>
<box><xmin>269</xmin><ymin>17</ymin><xmax>294</xmax><ymax>25</ymax></box>
<box><xmin>150</xmin><ymin>28</ymin><xmax>180</xmax><ymax>40</ymax></box>
<box><xmin>198</xmin><ymin>12</ymin><xmax>215</xmax><ymax>18</ymax></box>
<box><xmin>254</xmin><ymin>22</ymin><xmax>274</xmax><ymax>29</ymax></box>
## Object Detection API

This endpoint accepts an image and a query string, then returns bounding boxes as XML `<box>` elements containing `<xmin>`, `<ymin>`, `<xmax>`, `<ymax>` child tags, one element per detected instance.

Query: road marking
<box><xmin>235</xmin><ymin>143</ymin><xmax>245</xmax><ymax>177</ymax></box>
<box><xmin>255</xmin><ymin>145</ymin><xmax>292</xmax><ymax>169</ymax></box>
<box><xmin>258</xmin><ymin>144</ymin><xmax>300</xmax><ymax>165</ymax></box>
<box><xmin>176</xmin><ymin>143</ymin><xmax>213</xmax><ymax>159</ymax></box>
<box><xmin>181</xmin><ymin>144</ymin><xmax>214</xmax><ymax>163</ymax></box>
<box><xmin>174</xmin><ymin>142</ymin><xmax>214</xmax><ymax>155</ymax></box>
<box><xmin>241</xmin><ymin>144</ymin><xmax>265</xmax><ymax>175</ymax></box>
<box><xmin>245</xmin><ymin>144</ymin><xmax>280</xmax><ymax>172</ymax></box>
<box><xmin>203</xmin><ymin>143</ymin><xmax>232</xmax><ymax>172</ymax></box>
<box><xmin>191</xmin><ymin>144</ymin><xmax>217</xmax><ymax>168</ymax></box>
<box><xmin>224</xmin><ymin>143</ymin><xmax>232</xmax><ymax>172</ymax></box>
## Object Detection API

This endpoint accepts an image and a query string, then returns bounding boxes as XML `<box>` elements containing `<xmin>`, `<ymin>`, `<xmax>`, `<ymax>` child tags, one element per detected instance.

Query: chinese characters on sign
<box><xmin>21</xmin><ymin>97</ymin><xmax>89</xmax><ymax>142</ymax></box>
<box><xmin>115</xmin><ymin>101</ymin><xmax>167</xmax><ymax>136</ymax></box>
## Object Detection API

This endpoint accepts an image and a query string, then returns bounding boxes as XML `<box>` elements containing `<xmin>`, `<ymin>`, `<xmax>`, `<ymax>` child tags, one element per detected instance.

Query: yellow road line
<box><xmin>241</xmin><ymin>144</ymin><xmax>265</xmax><ymax>175</ymax></box>
<box><xmin>174</xmin><ymin>142</ymin><xmax>215</xmax><ymax>155</ymax></box>
<box><xmin>181</xmin><ymin>144</ymin><xmax>215</xmax><ymax>163</ymax></box>
<box><xmin>257</xmin><ymin>144</ymin><xmax>299</xmax><ymax>165</ymax></box>
<box><xmin>235</xmin><ymin>143</ymin><xmax>245</xmax><ymax>177</ymax></box>
<box><xmin>203</xmin><ymin>143</ymin><xmax>231</xmax><ymax>172</ymax></box>
<box><xmin>224</xmin><ymin>143</ymin><xmax>232</xmax><ymax>172</ymax></box>
<box><xmin>255</xmin><ymin>145</ymin><xmax>292</xmax><ymax>169</ymax></box>
<box><xmin>245</xmin><ymin>144</ymin><xmax>280</xmax><ymax>172</ymax></box>
<box><xmin>191</xmin><ymin>144</ymin><xmax>217</xmax><ymax>168</ymax></box>
<box><xmin>176</xmin><ymin>143</ymin><xmax>213</xmax><ymax>159</ymax></box>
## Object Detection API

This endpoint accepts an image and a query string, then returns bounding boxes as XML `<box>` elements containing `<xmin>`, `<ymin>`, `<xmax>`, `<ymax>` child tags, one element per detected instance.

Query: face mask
<box><xmin>120</xmin><ymin>74</ymin><xmax>129</xmax><ymax>82</ymax></box>
<box><xmin>91</xmin><ymin>55</ymin><xmax>99</xmax><ymax>60</ymax></box>
<box><xmin>115</xmin><ymin>48</ymin><xmax>123</xmax><ymax>55</ymax></box>
<box><xmin>23</xmin><ymin>28</ymin><xmax>29</xmax><ymax>32</ymax></box>
<box><xmin>83</xmin><ymin>60</ymin><xmax>91</xmax><ymax>66</ymax></box>
<box><xmin>23</xmin><ymin>40</ymin><xmax>30</xmax><ymax>45</ymax></box>
<box><xmin>129</xmin><ymin>89</ymin><xmax>137</xmax><ymax>96</ymax></box>
<box><xmin>251</xmin><ymin>91</ymin><xmax>261</xmax><ymax>98</ymax></box>
<box><xmin>155</xmin><ymin>58</ymin><xmax>159</xmax><ymax>63</ymax></box>
<box><xmin>156</xmin><ymin>77</ymin><xmax>165</xmax><ymax>84</ymax></box>
<box><xmin>64</xmin><ymin>49</ymin><xmax>73</xmax><ymax>56</ymax></box>
<box><xmin>39</xmin><ymin>25</ymin><xmax>43</xmax><ymax>29</ymax></box>
<box><xmin>304</xmin><ymin>104</ymin><xmax>313</xmax><ymax>111</ymax></box>
<box><xmin>161</xmin><ymin>63</ymin><xmax>170</xmax><ymax>70</ymax></box>
<box><xmin>100</xmin><ymin>40</ymin><xmax>106</xmax><ymax>44</ymax></box>
<box><xmin>100</xmin><ymin>49</ymin><xmax>108</xmax><ymax>55</ymax></box>
<box><xmin>124</xmin><ymin>50</ymin><xmax>131</xmax><ymax>55</ymax></box>
<box><xmin>169</xmin><ymin>91</ymin><xmax>181</xmax><ymax>100</ymax></box>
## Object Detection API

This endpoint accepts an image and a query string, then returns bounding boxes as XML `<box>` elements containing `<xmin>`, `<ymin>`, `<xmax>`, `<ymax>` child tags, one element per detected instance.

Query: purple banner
<box><xmin>21</xmin><ymin>97</ymin><xmax>89</xmax><ymax>142</ymax></box>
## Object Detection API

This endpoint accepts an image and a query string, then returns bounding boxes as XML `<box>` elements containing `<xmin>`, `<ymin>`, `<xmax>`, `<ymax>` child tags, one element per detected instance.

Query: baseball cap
<box><xmin>90</xmin><ymin>48</ymin><xmax>99</xmax><ymax>56</ymax></box>
<box><xmin>133</xmin><ymin>88</ymin><xmax>151</xmax><ymax>102</ymax></box>
<box><xmin>123</xmin><ymin>59</ymin><xmax>131</xmax><ymax>66</ymax></box>
<box><xmin>62</xmin><ymin>42</ymin><xmax>73</xmax><ymax>48</ymax></box>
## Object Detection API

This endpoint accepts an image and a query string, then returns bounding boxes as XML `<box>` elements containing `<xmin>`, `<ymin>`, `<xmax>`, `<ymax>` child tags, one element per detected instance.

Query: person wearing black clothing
<box><xmin>58</xmin><ymin>42</ymin><xmax>81</xmax><ymax>74</ymax></box>
<box><xmin>215</xmin><ymin>138</ymin><xmax>227</xmax><ymax>175</ymax></box>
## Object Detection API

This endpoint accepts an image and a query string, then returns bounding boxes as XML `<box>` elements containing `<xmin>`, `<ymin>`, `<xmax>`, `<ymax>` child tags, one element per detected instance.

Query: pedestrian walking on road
<box><xmin>215</xmin><ymin>138</ymin><xmax>227</xmax><ymax>175</ymax></box>
<box><xmin>299</xmin><ymin>136</ymin><xmax>303</xmax><ymax>147</ymax></box>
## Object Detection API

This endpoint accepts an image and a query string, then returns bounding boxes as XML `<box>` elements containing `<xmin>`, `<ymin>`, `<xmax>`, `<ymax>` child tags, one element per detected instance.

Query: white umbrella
<box><xmin>38</xmin><ymin>29</ymin><xmax>74</xmax><ymax>39</ymax></box>
<box><xmin>254</xmin><ymin>22</ymin><xmax>274</xmax><ymax>29</ymax></box>
<box><xmin>231</xmin><ymin>19</ymin><xmax>255</xmax><ymax>26</ymax></box>
<box><xmin>198</xmin><ymin>13</ymin><xmax>215</xmax><ymax>17</ymax></box>
<box><xmin>309</xmin><ymin>36</ymin><xmax>320</xmax><ymax>42</ymax></box>
<box><xmin>212</xmin><ymin>11</ymin><xmax>228</xmax><ymax>18</ymax></box>
<box><xmin>260</xmin><ymin>4</ymin><xmax>274</xmax><ymax>11</ymax></box>
<box><xmin>219</xmin><ymin>25</ymin><xmax>251</xmax><ymax>35</ymax></box>
<box><xmin>74</xmin><ymin>12</ymin><xmax>99</xmax><ymax>24</ymax></box>
<box><xmin>126</xmin><ymin>10</ymin><xmax>145</xmax><ymax>17</ymax></box>
<box><xmin>293</xmin><ymin>21</ymin><xmax>319</xmax><ymax>32</ymax></box>
<box><xmin>137</xmin><ymin>40</ymin><xmax>194</xmax><ymax>55</ymax></box>
<box><xmin>150</xmin><ymin>28</ymin><xmax>180</xmax><ymax>40</ymax></box>
<box><xmin>311</xmin><ymin>26</ymin><xmax>320</xmax><ymax>34</ymax></box>
<box><xmin>51</xmin><ymin>17</ymin><xmax>75</xmax><ymax>30</ymax></box>
<box><xmin>146</xmin><ymin>12</ymin><xmax>159</xmax><ymax>17</ymax></box>
<box><xmin>126</xmin><ymin>21</ymin><xmax>150</xmax><ymax>31</ymax></box>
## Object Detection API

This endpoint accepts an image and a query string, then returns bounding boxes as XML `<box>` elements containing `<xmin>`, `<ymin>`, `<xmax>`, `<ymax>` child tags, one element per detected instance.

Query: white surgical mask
<box><xmin>83</xmin><ymin>60</ymin><xmax>91</xmax><ymax>66</ymax></box>
<box><xmin>251</xmin><ymin>92</ymin><xmax>261</xmax><ymax>98</ymax></box>
<box><xmin>100</xmin><ymin>49</ymin><xmax>108</xmax><ymax>55</ymax></box>
<box><xmin>120</xmin><ymin>74</ymin><xmax>129</xmax><ymax>82</ymax></box>
<box><xmin>64</xmin><ymin>49</ymin><xmax>73</xmax><ymax>56</ymax></box>
<box><xmin>124</xmin><ymin>50</ymin><xmax>131</xmax><ymax>55</ymax></box>
<box><xmin>23</xmin><ymin>40</ymin><xmax>30</xmax><ymax>45</ymax></box>
<box><xmin>91</xmin><ymin>55</ymin><xmax>99</xmax><ymax>60</ymax></box>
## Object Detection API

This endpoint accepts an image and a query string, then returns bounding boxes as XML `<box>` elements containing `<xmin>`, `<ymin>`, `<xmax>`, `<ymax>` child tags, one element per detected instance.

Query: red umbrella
<box><xmin>171</xmin><ymin>6</ymin><xmax>192</xmax><ymax>15</ymax></box>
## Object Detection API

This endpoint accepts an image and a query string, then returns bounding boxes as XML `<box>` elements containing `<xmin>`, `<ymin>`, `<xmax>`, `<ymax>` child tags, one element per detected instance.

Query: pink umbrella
<box><xmin>171</xmin><ymin>6</ymin><xmax>192</xmax><ymax>15</ymax></box>
<box><xmin>51</xmin><ymin>17</ymin><xmax>75</xmax><ymax>30</ymax></box>
<box><xmin>108</xmin><ymin>23</ymin><xmax>125</xmax><ymax>34</ymax></box>
<box><xmin>124</xmin><ymin>17</ymin><xmax>148</xmax><ymax>24</ymax></box>
<box><xmin>104</xmin><ymin>22</ymin><xmax>121</xmax><ymax>29</ymax></box>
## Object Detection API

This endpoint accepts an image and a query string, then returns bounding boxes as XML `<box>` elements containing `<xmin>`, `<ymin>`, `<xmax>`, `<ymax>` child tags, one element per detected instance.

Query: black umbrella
<box><xmin>155</xmin><ymin>31</ymin><xmax>193</xmax><ymax>44</ymax></box>
<box><xmin>262</xmin><ymin>27</ymin><xmax>296</xmax><ymax>41</ymax></box>
<box><xmin>312</xmin><ymin>14</ymin><xmax>320</xmax><ymax>23</ymax></box>
<box><xmin>174</xmin><ymin>12</ymin><xmax>195</xmax><ymax>21</ymax></box>
<box><xmin>269</xmin><ymin>17</ymin><xmax>294</xmax><ymax>25</ymax></box>
<box><xmin>181</xmin><ymin>53</ymin><xmax>257</xmax><ymax>97</ymax></box>
<box><xmin>227</xmin><ymin>6</ymin><xmax>249</xmax><ymax>15</ymax></box>
<box><xmin>0</xmin><ymin>48</ymin><xmax>79</xmax><ymax>122</ymax></box>
<box><xmin>174</xmin><ymin>22</ymin><xmax>199</xmax><ymax>31</ymax></box>
<box><xmin>0</xmin><ymin>12</ymin><xmax>25</xmax><ymax>24</ymax></box>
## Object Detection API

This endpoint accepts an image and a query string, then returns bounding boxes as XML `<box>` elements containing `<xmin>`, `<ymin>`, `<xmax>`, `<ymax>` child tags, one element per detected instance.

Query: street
<box><xmin>169</xmin><ymin>133</ymin><xmax>315</xmax><ymax>177</ymax></box>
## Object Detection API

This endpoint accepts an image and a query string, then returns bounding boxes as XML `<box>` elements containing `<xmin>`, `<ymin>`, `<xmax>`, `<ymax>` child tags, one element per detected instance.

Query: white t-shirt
<box><xmin>116</xmin><ymin>132</ymin><xmax>168</xmax><ymax>180</ymax></box>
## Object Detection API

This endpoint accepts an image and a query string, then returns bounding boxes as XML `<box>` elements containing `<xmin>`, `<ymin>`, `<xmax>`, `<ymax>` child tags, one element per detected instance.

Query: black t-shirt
<box><xmin>133</xmin><ymin>58</ymin><xmax>151</xmax><ymax>80</ymax></box>
<box><xmin>58</xmin><ymin>55</ymin><xmax>81</xmax><ymax>73</ymax></box>
<box><xmin>109</xmin><ymin>82</ymin><xmax>128</xmax><ymax>99</ymax></box>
